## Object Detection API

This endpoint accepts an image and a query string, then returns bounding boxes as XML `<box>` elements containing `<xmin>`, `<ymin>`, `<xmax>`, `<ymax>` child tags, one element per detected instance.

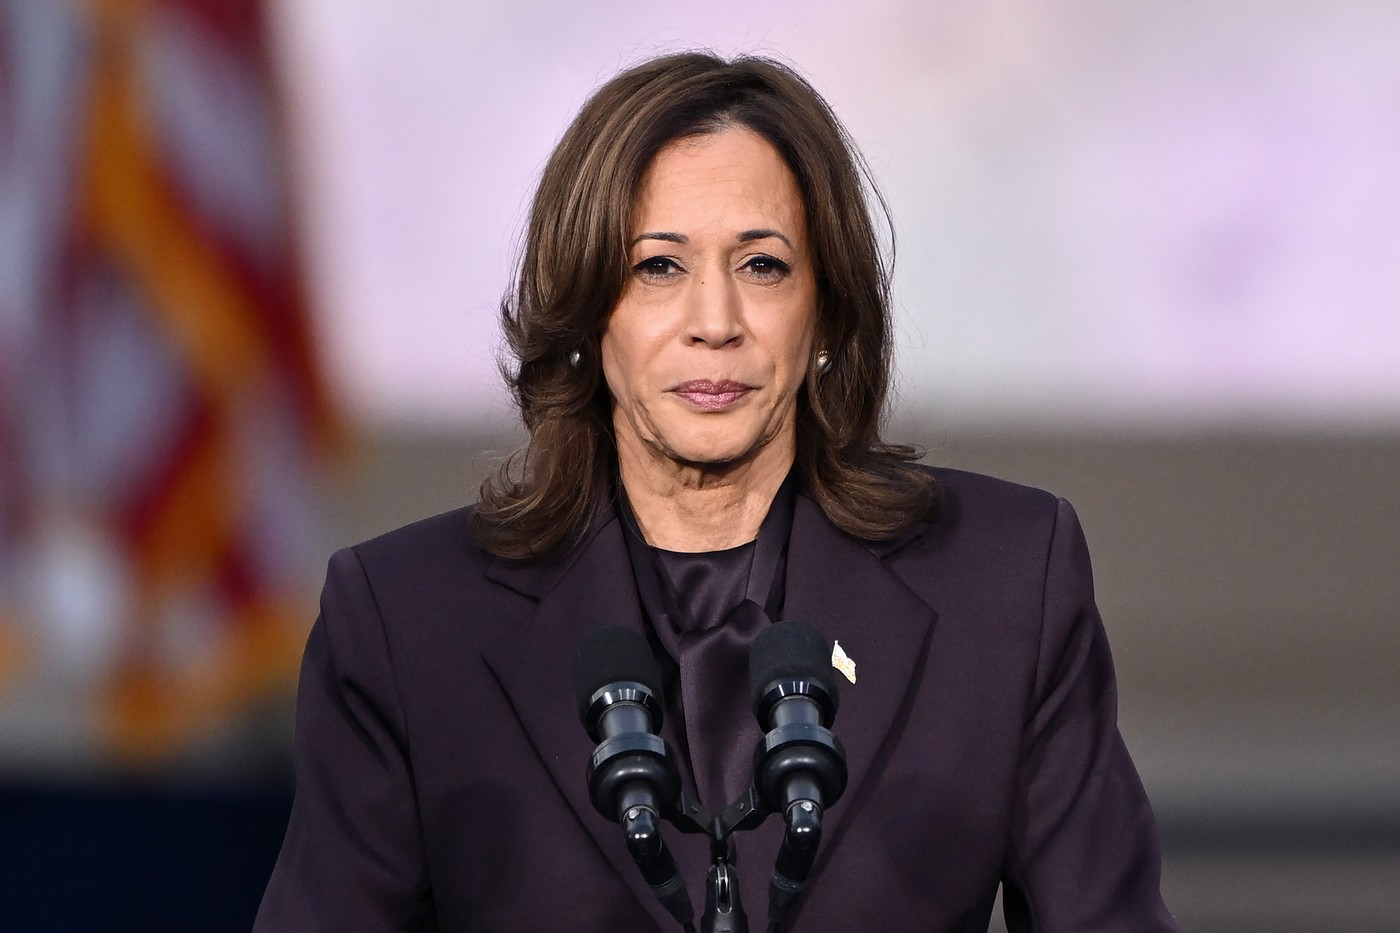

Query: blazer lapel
<box><xmin>479</xmin><ymin>490</ymin><xmax>937</xmax><ymax>926</ymax></box>
<box><xmin>480</xmin><ymin>513</ymin><xmax>678</xmax><ymax>931</ymax></box>
<box><xmin>782</xmin><ymin>492</ymin><xmax>937</xmax><ymax>855</ymax></box>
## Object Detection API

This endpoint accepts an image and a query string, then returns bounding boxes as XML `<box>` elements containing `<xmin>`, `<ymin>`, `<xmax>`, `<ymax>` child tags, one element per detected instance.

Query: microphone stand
<box><xmin>669</xmin><ymin>788</ymin><xmax>767</xmax><ymax>933</ymax></box>
<box><xmin>672</xmin><ymin>742</ymin><xmax>844</xmax><ymax>933</ymax></box>
<box><xmin>602</xmin><ymin>727</ymin><xmax>841</xmax><ymax>932</ymax></box>
<box><xmin>702</xmin><ymin>857</ymin><xmax>745</xmax><ymax>933</ymax></box>
<box><xmin>691</xmin><ymin>779</ymin><xmax>829</xmax><ymax>933</ymax></box>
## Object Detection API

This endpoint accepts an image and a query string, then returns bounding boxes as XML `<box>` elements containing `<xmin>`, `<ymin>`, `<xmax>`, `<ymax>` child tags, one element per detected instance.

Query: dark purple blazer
<box><xmin>254</xmin><ymin>468</ymin><xmax>1180</xmax><ymax>932</ymax></box>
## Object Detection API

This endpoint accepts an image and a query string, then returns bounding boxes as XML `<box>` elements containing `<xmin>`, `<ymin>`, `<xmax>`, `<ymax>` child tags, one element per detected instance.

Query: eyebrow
<box><xmin>630</xmin><ymin>232</ymin><xmax>687</xmax><ymax>246</ymax></box>
<box><xmin>736</xmin><ymin>228</ymin><xmax>793</xmax><ymax>249</ymax></box>
<box><xmin>628</xmin><ymin>229</ymin><xmax>795</xmax><ymax>249</ymax></box>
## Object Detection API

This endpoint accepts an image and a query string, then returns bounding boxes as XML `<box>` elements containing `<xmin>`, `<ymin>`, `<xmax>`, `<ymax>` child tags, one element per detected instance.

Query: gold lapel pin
<box><xmin>832</xmin><ymin>639</ymin><xmax>857</xmax><ymax>685</ymax></box>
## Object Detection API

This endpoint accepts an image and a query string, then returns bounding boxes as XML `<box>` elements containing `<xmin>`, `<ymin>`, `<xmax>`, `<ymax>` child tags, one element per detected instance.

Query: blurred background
<box><xmin>1</xmin><ymin>1</ymin><xmax>1397</xmax><ymax>930</ymax></box>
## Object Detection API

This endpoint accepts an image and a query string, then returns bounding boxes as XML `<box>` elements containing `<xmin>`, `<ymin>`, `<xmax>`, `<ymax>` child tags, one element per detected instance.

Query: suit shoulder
<box><xmin>886</xmin><ymin>468</ymin><xmax>1083</xmax><ymax>642</ymax></box>
<box><xmin>923</xmin><ymin>464</ymin><xmax>1061</xmax><ymax>525</ymax></box>
<box><xmin>322</xmin><ymin>505</ymin><xmax>530</xmax><ymax>653</ymax></box>
<box><xmin>894</xmin><ymin>464</ymin><xmax>1068</xmax><ymax>565</ymax></box>
<box><xmin>345</xmin><ymin>504</ymin><xmax>492</xmax><ymax>581</ymax></box>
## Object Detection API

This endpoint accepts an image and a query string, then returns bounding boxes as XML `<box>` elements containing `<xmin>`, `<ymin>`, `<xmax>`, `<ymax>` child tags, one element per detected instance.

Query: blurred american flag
<box><xmin>0</xmin><ymin>0</ymin><xmax>337</xmax><ymax>769</ymax></box>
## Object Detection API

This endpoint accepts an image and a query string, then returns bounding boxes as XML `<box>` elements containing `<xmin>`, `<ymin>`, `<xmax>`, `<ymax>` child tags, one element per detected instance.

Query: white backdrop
<box><xmin>269</xmin><ymin>0</ymin><xmax>1400</xmax><ymax>430</ymax></box>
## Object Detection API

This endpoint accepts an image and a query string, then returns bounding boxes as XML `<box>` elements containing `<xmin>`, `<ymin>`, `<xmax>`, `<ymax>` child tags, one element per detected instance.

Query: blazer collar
<box><xmin>482</xmin><ymin>487</ymin><xmax>930</xmax><ymax>597</ymax></box>
<box><xmin>780</xmin><ymin>492</ymin><xmax>936</xmax><ymax>865</ymax></box>
<box><xmin>480</xmin><ymin>490</ymin><xmax>936</xmax><ymax>926</ymax></box>
<box><xmin>480</xmin><ymin>505</ymin><xmax>673</xmax><ymax>926</ymax></box>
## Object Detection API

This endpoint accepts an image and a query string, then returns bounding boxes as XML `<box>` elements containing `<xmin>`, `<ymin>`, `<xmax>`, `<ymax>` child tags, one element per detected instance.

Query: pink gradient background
<box><xmin>268</xmin><ymin>1</ymin><xmax>1400</xmax><ymax>430</ymax></box>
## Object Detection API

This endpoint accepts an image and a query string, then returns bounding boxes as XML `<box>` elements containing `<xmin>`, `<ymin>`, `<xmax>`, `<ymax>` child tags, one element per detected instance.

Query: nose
<box><xmin>683</xmin><ymin>272</ymin><xmax>744</xmax><ymax>348</ymax></box>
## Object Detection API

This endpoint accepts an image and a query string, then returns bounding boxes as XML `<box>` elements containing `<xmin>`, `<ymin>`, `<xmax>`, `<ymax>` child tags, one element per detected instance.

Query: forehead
<box><xmin>632</xmin><ymin>127</ymin><xmax>806</xmax><ymax>237</ymax></box>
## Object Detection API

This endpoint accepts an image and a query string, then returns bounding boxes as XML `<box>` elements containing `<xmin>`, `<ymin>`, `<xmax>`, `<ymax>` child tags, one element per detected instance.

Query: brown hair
<box><xmin>474</xmin><ymin>52</ymin><xmax>937</xmax><ymax>560</ymax></box>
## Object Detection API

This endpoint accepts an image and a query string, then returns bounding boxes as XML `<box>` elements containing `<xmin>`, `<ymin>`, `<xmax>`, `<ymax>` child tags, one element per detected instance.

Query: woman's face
<box><xmin>602</xmin><ymin>126</ymin><xmax>818</xmax><ymax>475</ymax></box>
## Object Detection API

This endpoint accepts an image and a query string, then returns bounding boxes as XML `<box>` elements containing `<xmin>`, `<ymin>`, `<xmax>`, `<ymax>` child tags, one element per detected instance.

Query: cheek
<box><xmin>599</xmin><ymin>338</ymin><xmax>629</xmax><ymax>406</ymax></box>
<box><xmin>770</xmin><ymin>309</ymin><xmax>817</xmax><ymax>380</ymax></box>
<box><xmin>600</xmin><ymin>319</ymin><xmax>653</xmax><ymax>406</ymax></box>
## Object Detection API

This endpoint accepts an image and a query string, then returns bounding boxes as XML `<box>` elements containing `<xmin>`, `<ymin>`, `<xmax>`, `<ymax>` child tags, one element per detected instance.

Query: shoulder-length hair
<box><xmin>474</xmin><ymin>52</ymin><xmax>937</xmax><ymax>560</ymax></box>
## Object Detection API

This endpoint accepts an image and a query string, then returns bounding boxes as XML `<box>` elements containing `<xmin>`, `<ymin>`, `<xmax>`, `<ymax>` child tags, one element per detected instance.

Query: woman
<box><xmin>255</xmin><ymin>53</ymin><xmax>1180</xmax><ymax>932</ymax></box>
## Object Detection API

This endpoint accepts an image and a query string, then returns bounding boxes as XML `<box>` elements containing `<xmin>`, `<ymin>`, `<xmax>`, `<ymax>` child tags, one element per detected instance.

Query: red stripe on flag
<box><xmin>154</xmin><ymin>0</ymin><xmax>268</xmax><ymax>59</ymax></box>
<box><xmin>146</xmin><ymin>151</ymin><xmax>336</xmax><ymax>440</ymax></box>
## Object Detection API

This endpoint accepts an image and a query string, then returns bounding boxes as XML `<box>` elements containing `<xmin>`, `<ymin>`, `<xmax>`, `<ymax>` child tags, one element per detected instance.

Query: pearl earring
<box><xmin>567</xmin><ymin>349</ymin><xmax>582</xmax><ymax>369</ymax></box>
<box><xmin>815</xmin><ymin>350</ymin><xmax>833</xmax><ymax>375</ymax></box>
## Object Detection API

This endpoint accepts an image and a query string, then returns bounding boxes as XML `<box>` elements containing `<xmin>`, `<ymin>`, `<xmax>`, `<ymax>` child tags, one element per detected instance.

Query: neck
<box><xmin>616</xmin><ymin>438</ymin><xmax>794</xmax><ymax>553</ymax></box>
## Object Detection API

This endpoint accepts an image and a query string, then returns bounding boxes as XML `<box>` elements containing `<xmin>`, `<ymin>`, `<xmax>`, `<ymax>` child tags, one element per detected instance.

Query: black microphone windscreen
<box><xmin>748</xmin><ymin>620</ymin><xmax>838</xmax><ymax>713</ymax></box>
<box><xmin>572</xmin><ymin>626</ymin><xmax>664</xmax><ymax>725</ymax></box>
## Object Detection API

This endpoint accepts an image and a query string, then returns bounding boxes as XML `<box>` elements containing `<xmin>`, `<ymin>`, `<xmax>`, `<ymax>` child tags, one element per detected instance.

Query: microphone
<box><xmin>748</xmin><ymin>621</ymin><xmax>848</xmax><ymax>929</ymax></box>
<box><xmin>573</xmin><ymin>627</ymin><xmax>694</xmax><ymax>929</ymax></box>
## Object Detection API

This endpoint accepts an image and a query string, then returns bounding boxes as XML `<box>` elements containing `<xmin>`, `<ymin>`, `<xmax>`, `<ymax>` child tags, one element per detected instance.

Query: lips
<box><xmin>671</xmin><ymin>379</ymin><xmax>753</xmax><ymax>411</ymax></box>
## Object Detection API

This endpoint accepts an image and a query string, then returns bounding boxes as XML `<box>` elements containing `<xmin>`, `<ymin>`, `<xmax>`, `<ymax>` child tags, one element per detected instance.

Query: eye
<box><xmin>741</xmin><ymin>255</ymin><xmax>792</xmax><ymax>279</ymax></box>
<box><xmin>631</xmin><ymin>256</ymin><xmax>682</xmax><ymax>279</ymax></box>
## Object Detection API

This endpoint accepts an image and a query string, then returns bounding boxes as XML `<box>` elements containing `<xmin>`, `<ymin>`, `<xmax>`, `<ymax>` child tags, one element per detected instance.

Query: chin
<box><xmin>656</xmin><ymin>424</ymin><xmax>771</xmax><ymax>469</ymax></box>
<box><xmin>665</xmin><ymin>441</ymin><xmax>755</xmax><ymax>468</ymax></box>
